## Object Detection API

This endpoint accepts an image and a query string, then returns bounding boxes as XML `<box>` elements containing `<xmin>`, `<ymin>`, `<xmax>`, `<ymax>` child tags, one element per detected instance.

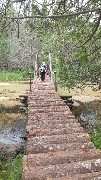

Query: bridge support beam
<box><xmin>49</xmin><ymin>53</ymin><xmax>53</xmax><ymax>82</ymax></box>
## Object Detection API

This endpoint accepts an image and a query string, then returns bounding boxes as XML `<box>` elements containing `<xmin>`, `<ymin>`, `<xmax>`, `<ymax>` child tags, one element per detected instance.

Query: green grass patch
<box><xmin>90</xmin><ymin>128</ymin><xmax>101</xmax><ymax>150</ymax></box>
<box><xmin>0</xmin><ymin>154</ymin><xmax>23</xmax><ymax>180</ymax></box>
<box><xmin>0</xmin><ymin>71</ymin><xmax>29</xmax><ymax>82</ymax></box>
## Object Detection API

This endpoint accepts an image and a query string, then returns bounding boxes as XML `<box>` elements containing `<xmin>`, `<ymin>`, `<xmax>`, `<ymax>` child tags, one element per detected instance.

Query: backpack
<box><xmin>40</xmin><ymin>66</ymin><xmax>46</xmax><ymax>73</ymax></box>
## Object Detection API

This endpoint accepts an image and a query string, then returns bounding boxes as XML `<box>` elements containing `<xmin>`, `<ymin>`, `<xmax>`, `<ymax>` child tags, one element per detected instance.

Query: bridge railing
<box><xmin>28</xmin><ymin>53</ymin><xmax>57</xmax><ymax>91</ymax></box>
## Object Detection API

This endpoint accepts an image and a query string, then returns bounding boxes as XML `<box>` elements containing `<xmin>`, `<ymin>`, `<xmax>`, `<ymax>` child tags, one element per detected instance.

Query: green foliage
<box><xmin>1</xmin><ymin>0</ymin><xmax>100</xmax><ymax>87</ymax></box>
<box><xmin>90</xmin><ymin>128</ymin><xmax>101</xmax><ymax>149</ymax></box>
<box><xmin>0</xmin><ymin>154</ymin><xmax>23</xmax><ymax>180</ymax></box>
<box><xmin>0</xmin><ymin>33</ymin><xmax>9</xmax><ymax>54</ymax></box>
<box><xmin>29</xmin><ymin>1</ymin><xmax>101</xmax><ymax>88</ymax></box>
<box><xmin>0</xmin><ymin>71</ymin><xmax>29</xmax><ymax>82</ymax></box>
<box><xmin>0</xmin><ymin>3</ymin><xmax>16</xmax><ymax>70</ymax></box>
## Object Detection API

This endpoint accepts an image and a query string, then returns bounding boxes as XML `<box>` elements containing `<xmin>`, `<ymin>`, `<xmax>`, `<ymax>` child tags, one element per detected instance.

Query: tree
<box><xmin>1</xmin><ymin>0</ymin><xmax>101</xmax><ymax>87</ymax></box>
<box><xmin>32</xmin><ymin>0</ymin><xmax>101</xmax><ymax>87</ymax></box>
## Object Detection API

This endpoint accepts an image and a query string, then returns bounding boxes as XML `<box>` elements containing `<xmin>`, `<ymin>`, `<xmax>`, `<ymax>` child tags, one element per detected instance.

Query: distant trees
<box><xmin>0</xmin><ymin>0</ymin><xmax>101</xmax><ymax>87</ymax></box>
<box><xmin>0</xmin><ymin>3</ymin><xmax>10</xmax><ymax>70</ymax></box>
<box><xmin>30</xmin><ymin>0</ymin><xmax>101</xmax><ymax>87</ymax></box>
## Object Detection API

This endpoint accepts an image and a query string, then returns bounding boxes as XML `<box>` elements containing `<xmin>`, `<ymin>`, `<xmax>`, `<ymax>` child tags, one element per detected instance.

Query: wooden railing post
<box><xmin>54</xmin><ymin>71</ymin><xmax>57</xmax><ymax>92</ymax></box>
<box><xmin>49</xmin><ymin>53</ymin><xmax>53</xmax><ymax>82</ymax></box>
<box><xmin>29</xmin><ymin>72</ymin><xmax>32</xmax><ymax>92</ymax></box>
<box><xmin>34</xmin><ymin>53</ymin><xmax>38</xmax><ymax>80</ymax></box>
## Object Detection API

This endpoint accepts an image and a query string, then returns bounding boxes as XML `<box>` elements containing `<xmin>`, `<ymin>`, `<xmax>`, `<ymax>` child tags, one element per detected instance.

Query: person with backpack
<box><xmin>39</xmin><ymin>64</ymin><xmax>46</xmax><ymax>81</ymax></box>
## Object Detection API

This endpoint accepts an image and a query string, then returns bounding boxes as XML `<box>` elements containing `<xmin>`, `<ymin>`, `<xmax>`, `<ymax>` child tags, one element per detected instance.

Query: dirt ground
<box><xmin>58</xmin><ymin>83</ymin><xmax>101</xmax><ymax>103</ymax></box>
<box><xmin>0</xmin><ymin>82</ymin><xmax>29</xmax><ymax>156</ymax></box>
<box><xmin>0</xmin><ymin>81</ymin><xmax>29</xmax><ymax>106</ymax></box>
<box><xmin>0</xmin><ymin>81</ymin><xmax>101</xmax><ymax>106</ymax></box>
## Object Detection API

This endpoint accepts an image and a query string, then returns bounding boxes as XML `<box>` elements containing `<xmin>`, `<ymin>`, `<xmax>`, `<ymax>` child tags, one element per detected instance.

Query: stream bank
<box><xmin>70</xmin><ymin>98</ymin><xmax>101</xmax><ymax>150</ymax></box>
<box><xmin>58</xmin><ymin>85</ymin><xmax>101</xmax><ymax>142</ymax></box>
<box><xmin>0</xmin><ymin>82</ymin><xmax>101</xmax><ymax>158</ymax></box>
<box><xmin>0</xmin><ymin>82</ymin><xmax>29</xmax><ymax>159</ymax></box>
<box><xmin>0</xmin><ymin>105</ymin><xmax>27</xmax><ymax>159</ymax></box>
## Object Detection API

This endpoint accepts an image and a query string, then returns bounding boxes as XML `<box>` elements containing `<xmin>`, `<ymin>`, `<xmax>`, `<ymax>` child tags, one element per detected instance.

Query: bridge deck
<box><xmin>22</xmin><ymin>77</ymin><xmax>101</xmax><ymax>180</ymax></box>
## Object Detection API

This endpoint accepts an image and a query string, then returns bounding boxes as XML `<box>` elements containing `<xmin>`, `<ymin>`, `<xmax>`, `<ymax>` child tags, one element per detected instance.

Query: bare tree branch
<box><xmin>78</xmin><ymin>12</ymin><xmax>101</xmax><ymax>48</ymax></box>
<box><xmin>0</xmin><ymin>20</ymin><xmax>13</xmax><ymax>35</ymax></box>
<box><xmin>10</xmin><ymin>0</ymin><xmax>26</xmax><ymax>2</ymax></box>
<box><xmin>82</xmin><ymin>0</ymin><xmax>92</xmax><ymax>8</ymax></box>
<box><xmin>77</xmin><ymin>45</ymin><xmax>101</xmax><ymax>62</ymax></box>
<box><xmin>35</xmin><ymin>0</ymin><xmax>55</xmax><ymax>7</ymax></box>
<box><xmin>72</xmin><ymin>32</ymin><xmax>101</xmax><ymax>49</ymax></box>
<box><xmin>3</xmin><ymin>8</ymin><xmax>101</xmax><ymax>19</ymax></box>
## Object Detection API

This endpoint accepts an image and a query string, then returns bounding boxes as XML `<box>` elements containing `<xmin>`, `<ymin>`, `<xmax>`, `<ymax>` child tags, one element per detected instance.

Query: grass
<box><xmin>0</xmin><ymin>71</ymin><xmax>29</xmax><ymax>82</ymax></box>
<box><xmin>90</xmin><ymin>128</ymin><xmax>101</xmax><ymax>150</ymax></box>
<box><xmin>0</xmin><ymin>70</ymin><xmax>27</xmax><ymax>179</ymax></box>
<box><xmin>0</xmin><ymin>135</ymin><xmax>100</xmax><ymax>180</ymax></box>
<box><xmin>0</xmin><ymin>154</ymin><xmax>23</xmax><ymax>180</ymax></box>
<box><xmin>0</xmin><ymin>71</ymin><xmax>101</xmax><ymax>179</ymax></box>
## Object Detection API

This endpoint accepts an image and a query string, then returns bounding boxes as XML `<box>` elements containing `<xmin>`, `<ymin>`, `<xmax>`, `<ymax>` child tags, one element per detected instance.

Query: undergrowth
<box><xmin>90</xmin><ymin>127</ymin><xmax>101</xmax><ymax>150</ymax></box>
<box><xmin>0</xmin><ymin>71</ymin><xmax>29</xmax><ymax>81</ymax></box>
<box><xmin>0</xmin><ymin>154</ymin><xmax>23</xmax><ymax>180</ymax></box>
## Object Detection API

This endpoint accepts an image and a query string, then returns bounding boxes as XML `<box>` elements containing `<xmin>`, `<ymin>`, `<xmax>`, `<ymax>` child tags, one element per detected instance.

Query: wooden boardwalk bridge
<box><xmin>22</xmin><ymin>77</ymin><xmax>101</xmax><ymax>180</ymax></box>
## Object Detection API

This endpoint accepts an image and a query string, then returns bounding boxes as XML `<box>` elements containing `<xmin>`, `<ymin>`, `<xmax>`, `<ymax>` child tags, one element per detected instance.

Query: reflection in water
<box><xmin>0</xmin><ymin>119</ymin><xmax>27</xmax><ymax>144</ymax></box>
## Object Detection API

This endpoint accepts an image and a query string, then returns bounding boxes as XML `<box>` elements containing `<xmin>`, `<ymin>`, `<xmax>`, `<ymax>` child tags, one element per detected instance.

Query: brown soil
<box><xmin>58</xmin><ymin>83</ymin><xmax>101</xmax><ymax>103</ymax></box>
<box><xmin>0</xmin><ymin>81</ymin><xmax>29</xmax><ymax>106</ymax></box>
<box><xmin>0</xmin><ymin>82</ymin><xmax>29</xmax><ymax>156</ymax></box>
<box><xmin>0</xmin><ymin>82</ymin><xmax>101</xmax><ymax>106</ymax></box>
<box><xmin>0</xmin><ymin>81</ymin><xmax>101</xmax><ymax>157</ymax></box>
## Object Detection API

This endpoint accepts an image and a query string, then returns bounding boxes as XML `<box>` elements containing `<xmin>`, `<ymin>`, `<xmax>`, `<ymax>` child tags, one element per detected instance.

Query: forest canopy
<box><xmin>0</xmin><ymin>0</ymin><xmax>101</xmax><ymax>87</ymax></box>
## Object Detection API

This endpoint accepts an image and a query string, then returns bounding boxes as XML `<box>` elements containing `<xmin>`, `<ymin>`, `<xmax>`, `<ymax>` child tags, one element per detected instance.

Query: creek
<box><xmin>72</xmin><ymin>100</ymin><xmax>101</xmax><ymax>134</ymax></box>
<box><xmin>0</xmin><ymin>105</ymin><xmax>27</xmax><ymax>158</ymax></box>
<box><xmin>0</xmin><ymin>99</ymin><xmax>101</xmax><ymax>158</ymax></box>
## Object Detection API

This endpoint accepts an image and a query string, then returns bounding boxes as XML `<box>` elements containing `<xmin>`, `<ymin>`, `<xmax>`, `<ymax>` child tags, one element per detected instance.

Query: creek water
<box><xmin>0</xmin><ymin>105</ymin><xmax>27</xmax><ymax>144</ymax></box>
<box><xmin>0</xmin><ymin>100</ymin><xmax>101</xmax><ymax>144</ymax></box>
<box><xmin>72</xmin><ymin>100</ymin><xmax>101</xmax><ymax>134</ymax></box>
<box><xmin>0</xmin><ymin>99</ymin><xmax>101</xmax><ymax>157</ymax></box>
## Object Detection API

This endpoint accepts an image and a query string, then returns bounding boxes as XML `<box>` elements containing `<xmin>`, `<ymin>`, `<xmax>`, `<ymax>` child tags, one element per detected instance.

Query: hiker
<box><xmin>39</xmin><ymin>64</ymin><xmax>46</xmax><ymax>81</ymax></box>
